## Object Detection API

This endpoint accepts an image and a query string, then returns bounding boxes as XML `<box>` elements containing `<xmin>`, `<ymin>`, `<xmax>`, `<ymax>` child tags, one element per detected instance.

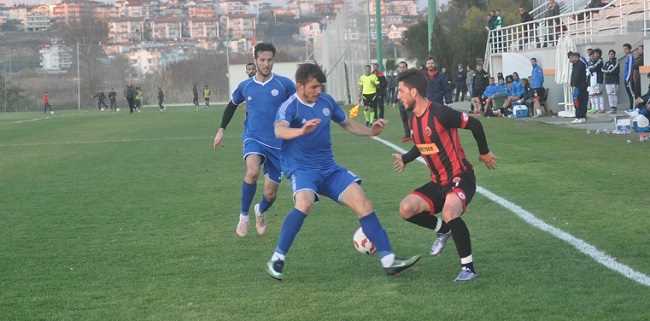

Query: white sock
<box><xmin>380</xmin><ymin>253</ymin><xmax>395</xmax><ymax>268</ymax></box>
<box><xmin>271</xmin><ymin>252</ymin><xmax>285</xmax><ymax>261</ymax></box>
<box><xmin>239</xmin><ymin>214</ymin><xmax>249</xmax><ymax>222</ymax></box>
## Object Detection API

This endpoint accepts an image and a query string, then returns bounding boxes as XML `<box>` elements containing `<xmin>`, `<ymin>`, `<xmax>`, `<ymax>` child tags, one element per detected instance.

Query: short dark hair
<box><xmin>623</xmin><ymin>43</ymin><xmax>632</xmax><ymax>50</ymax></box>
<box><xmin>295</xmin><ymin>63</ymin><xmax>326</xmax><ymax>84</ymax></box>
<box><xmin>396</xmin><ymin>68</ymin><xmax>426</xmax><ymax>97</ymax></box>
<box><xmin>609</xmin><ymin>49</ymin><xmax>616</xmax><ymax>55</ymax></box>
<box><xmin>530</xmin><ymin>57</ymin><xmax>537</xmax><ymax>62</ymax></box>
<box><xmin>254</xmin><ymin>43</ymin><xmax>276</xmax><ymax>58</ymax></box>
<box><xmin>425</xmin><ymin>56</ymin><xmax>435</xmax><ymax>63</ymax></box>
<box><xmin>246</xmin><ymin>62</ymin><xmax>255</xmax><ymax>67</ymax></box>
<box><xmin>398</xmin><ymin>61</ymin><xmax>408</xmax><ymax>67</ymax></box>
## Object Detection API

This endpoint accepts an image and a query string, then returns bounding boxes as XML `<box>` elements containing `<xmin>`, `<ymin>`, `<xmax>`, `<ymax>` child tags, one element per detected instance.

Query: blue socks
<box><xmin>274</xmin><ymin>208</ymin><xmax>307</xmax><ymax>255</ymax></box>
<box><xmin>240</xmin><ymin>181</ymin><xmax>257</xmax><ymax>216</ymax></box>
<box><xmin>359</xmin><ymin>212</ymin><xmax>393</xmax><ymax>258</ymax></box>
<box><xmin>258</xmin><ymin>196</ymin><xmax>275</xmax><ymax>214</ymax></box>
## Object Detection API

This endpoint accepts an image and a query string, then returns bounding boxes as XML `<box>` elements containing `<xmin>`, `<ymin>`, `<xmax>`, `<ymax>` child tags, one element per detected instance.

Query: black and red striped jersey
<box><xmin>410</xmin><ymin>102</ymin><xmax>474</xmax><ymax>186</ymax></box>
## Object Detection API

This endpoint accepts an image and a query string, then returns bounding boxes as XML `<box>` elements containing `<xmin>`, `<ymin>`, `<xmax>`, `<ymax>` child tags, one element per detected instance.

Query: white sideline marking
<box><xmin>11</xmin><ymin>117</ymin><xmax>48</xmax><ymax>124</ymax></box>
<box><xmin>372</xmin><ymin>136</ymin><xmax>650</xmax><ymax>287</ymax></box>
<box><xmin>0</xmin><ymin>136</ymin><xmax>208</xmax><ymax>148</ymax></box>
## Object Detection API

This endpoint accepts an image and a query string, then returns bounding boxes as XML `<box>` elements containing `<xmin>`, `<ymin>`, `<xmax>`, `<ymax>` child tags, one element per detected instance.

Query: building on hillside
<box><xmin>222</xmin><ymin>14</ymin><xmax>255</xmax><ymax>39</ymax></box>
<box><xmin>25</xmin><ymin>4</ymin><xmax>51</xmax><ymax>32</ymax></box>
<box><xmin>52</xmin><ymin>1</ymin><xmax>94</xmax><ymax>24</ymax></box>
<box><xmin>107</xmin><ymin>17</ymin><xmax>146</xmax><ymax>43</ymax></box>
<box><xmin>151</xmin><ymin>16</ymin><xmax>182</xmax><ymax>40</ymax></box>
<box><xmin>94</xmin><ymin>4</ymin><xmax>118</xmax><ymax>20</ymax></box>
<box><xmin>188</xmin><ymin>5</ymin><xmax>215</xmax><ymax>18</ymax></box>
<box><xmin>188</xmin><ymin>17</ymin><xmax>219</xmax><ymax>40</ymax></box>
<box><xmin>40</xmin><ymin>40</ymin><xmax>73</xmax><ymax>72</ymax></box>
<box><xmin>7</xmin><ymin>5</ymin><xmax>27</xmax><ymax>26</ymax></box>
<box><xmin>219</xmin><ymin>0</ymin><xmax>250</xmax><ymax>16</ymax></box>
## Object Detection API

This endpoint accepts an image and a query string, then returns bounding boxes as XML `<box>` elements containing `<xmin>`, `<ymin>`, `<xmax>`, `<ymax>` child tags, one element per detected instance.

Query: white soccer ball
<box><xmin>353</xmin><ymin>227</ymin><xmax>375</xmax><ymax>255</ymax></box>
<box><xmin>116</xmin><ymin>108</ymin><xmax>120</xmax><ymax>112</ymax></box>
<box><xmin>49</xmin><ymin>111</ymin><xmax>54</xmax><ymax>115</ymax></box>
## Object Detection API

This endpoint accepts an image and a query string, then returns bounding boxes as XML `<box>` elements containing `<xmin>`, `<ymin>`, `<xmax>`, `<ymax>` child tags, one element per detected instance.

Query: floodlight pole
<box><xmin>76</xmin><ymin>41</ymin><xmax>81</xmax><ymax>111</ymax></box>
<box><xmin>428</xmin><ymin>0</ymin><xmax>436</xmax><ymax>55</ymax></box>
<box><xmin>375</xmin><ymin>0</ymin><xmax>383</xmax><ymax>71</ymax></box>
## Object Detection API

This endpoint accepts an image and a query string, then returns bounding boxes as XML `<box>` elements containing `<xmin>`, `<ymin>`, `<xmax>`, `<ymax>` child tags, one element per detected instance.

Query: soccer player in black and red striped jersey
<box><xmin>392</xmin><ymin>69</ymin><xmax>497</xmax><ymax>282</ymax></box>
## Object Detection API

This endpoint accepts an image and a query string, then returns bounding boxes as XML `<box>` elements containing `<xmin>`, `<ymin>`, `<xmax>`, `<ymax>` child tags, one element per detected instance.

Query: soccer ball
<box><xmin>49</xmin><ymin>111</ymin><xmax>54</xmax><ymax>115</ymax></box>
<box><xmin>116</xmin><ymin>108</ymin><xmax>120</xmax><ymax>112</ymax></box>
<box><xmin>352</xmin><ymin>227</ymin><xmax>375</xmax><ymax>255</ymax></box>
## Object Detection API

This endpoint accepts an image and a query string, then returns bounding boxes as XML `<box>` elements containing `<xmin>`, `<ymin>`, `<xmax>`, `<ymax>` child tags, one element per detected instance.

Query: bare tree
<box><xmin>55</xmin><ymin>12</ymin><xmax>109</xmax><ymax>107</ymax></box>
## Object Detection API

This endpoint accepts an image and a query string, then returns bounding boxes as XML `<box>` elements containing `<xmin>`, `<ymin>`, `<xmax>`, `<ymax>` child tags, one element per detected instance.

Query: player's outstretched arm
<box><xmin>274</xmin><ymin>119</ymin><xmax>320</xmax><ymax>140</ymax></box>
<box><xmin>393</xmin><ymin>145</ymin><xmax>421</xmax><ymax>172</ymax></box>
<box><xmin>212</xmin><ymin>101</ymin><xmax>239</xmax><ymax>150</ymax></box>
<box><xmin>464</xmin><ymin>116</ymin><xmax>497</xmax><ymax>169</ymax></box>
<box><xmin>339</xmin><ymin>119</ymin><xmax>385</xmax><ymax>136</ymax></box>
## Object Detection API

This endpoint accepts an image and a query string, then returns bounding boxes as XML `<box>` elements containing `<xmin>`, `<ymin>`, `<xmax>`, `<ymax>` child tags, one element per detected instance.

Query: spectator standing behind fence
<box><xmin>570</xmin><ymin>52</ymin><xmax>589</xmax><ymax>124</ymax></box>
<box><xmin>441</xmin><ymin>67</ymin><xmax>453</xmax><ymax>104</ymax></box>
<box><xmin>545</xmin><ymin>0</ymin><xmax>561</xmax><ymax>47</ymax></box>
<box><xmin>466</xmin><ymin>65</ymin><xmax>475</xmax><ymax>97</ymax></box>
<box><xmin>587</xmin><ymin>48</ymin><xmax>605</xmax><ymax>113</ymax></box>
<box><xmin>632</xmin><ymin>47</ymin><xmax>643</xmax><ymax>105</ymax></box>
<box><xmin>455</xmin><ymin>64</ymin><xmax>468</xmax><ymax>102</ymax></box>
<box><xmin>602</xmin><ymin>49</ymin><xmax>620</xmax><ymax>113</ymax></box>
<box><xmin>470</xmin><ymin>63</ymin><xmax>489</xmax><ymax>113</ymax></box>
<box><xmin>623</xmin><ymin>43</ymin><xmax>636</xmax><ymax>111</ymax></box>
<box><xmin>126</xmin><ymin>83</ymin><xmax>136</xmax><ymax>113</ymax></box>
<box><xmin>108</xmin><ymin>88</ymin><xmax>117</xmax><ymax>111</ymax></box>
<box><xmin>192</xmin><ymin>84</ymin><xmax>200</xmax><ymax>111</ymax></box>
<box><xmin>424</xmin><ymin>57</ymin><xmax>448</xmax><ymax>105</ymax></box>
<box><xmin>373</xmin><ymin>63</ymin><xmax>387</xmax><ymax>119</ymax></box>
<box><xmin>395</xmin><ymin>61</ymin><xmax>411</xmax><ymax>142</ymax></box>
<box><xmin>42</xmin><ymin>91</ymin><xmax>50</xmax><ymax>114</ymax></box>
<box><xmin>519</xmin><ymin>7</ymin><xmax>533</xmax><ymax>47</ymax></box>
<box><xmin>203</xmin><ymin>85</ymin><xmax>211</xmax><ymax>108</ymax></box>
<box><xmin>158</xmin><ymin>87</ymin><xmax>165</xmax><ymax>112</ymax></box>
<box><xmin>530</xmin><ymin>58</ymin><xmax>545</xmax><ymax>117</ymax></box>
<box><xmin>135</xmin><ymin>87</ymin><xmax>143</xmax><ymax>112</ymax></box>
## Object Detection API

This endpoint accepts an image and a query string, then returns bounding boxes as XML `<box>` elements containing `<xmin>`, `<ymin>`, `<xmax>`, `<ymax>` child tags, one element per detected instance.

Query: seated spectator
<box><xmin>503</xmin><ymin>74</ymin><xmax>526</xmax><ymax>110</ymax></box>
<box><xmin>482</xmin><ymin>77</ymin><xmax>508</xmax><ymax>116</ymax></box>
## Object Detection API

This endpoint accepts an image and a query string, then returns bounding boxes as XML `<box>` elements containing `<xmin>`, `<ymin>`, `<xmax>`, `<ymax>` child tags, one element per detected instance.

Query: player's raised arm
<box><xmin>437</xmin><ymin>105</ymin><xmax>496</xmax><ymax>169</ymax></box>
<box><xmin>339</xmin><ymin>118</ymin><xmax>385</xmax><ymax>136</ymax></box>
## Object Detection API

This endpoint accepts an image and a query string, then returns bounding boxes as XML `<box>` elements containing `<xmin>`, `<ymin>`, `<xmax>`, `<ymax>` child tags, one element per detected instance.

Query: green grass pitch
<box><xmin>1</xmin><ymin>105</ymin><xmax>648</xmax><ymax>321</ymax></box>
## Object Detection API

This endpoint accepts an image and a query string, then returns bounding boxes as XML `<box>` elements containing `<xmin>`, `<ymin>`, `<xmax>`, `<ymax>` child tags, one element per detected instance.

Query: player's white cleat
<box><xmin>235</xmin><ymin>215</ymin><xmax>249</xmax><ymax>237</ymax></box>
<box><xmin>431</xmin><ymin>231</ymin><xmax>451</xmax><ymax>256</ymax></box>
<box><xmin>254</xmin><ymin>204</ymin><xmax>267</xmax><ymax>235</ymax></box>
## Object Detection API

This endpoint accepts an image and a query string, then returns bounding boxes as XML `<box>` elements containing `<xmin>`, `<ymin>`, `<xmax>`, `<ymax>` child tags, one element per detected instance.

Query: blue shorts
<box><xmin>242</xmin><ymin>138</ymin><xmax>282</xmax><ymax>184</ymax></box>
<box><xmin>290</xmin><ymin>166</ymin><xmax>361</xmax><ymax>202</ymax></box>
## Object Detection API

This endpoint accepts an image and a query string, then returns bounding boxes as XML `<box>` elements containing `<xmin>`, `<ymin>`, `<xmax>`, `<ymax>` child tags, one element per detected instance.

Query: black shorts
<box><xmin>411</xmin><ymin>170</ymin><xmax>476</xmax><ymax>214</ymax></box>
<box><xmin>362</xmin><ymin>94</ymin><xmax>376</xmax><ymax>107</ymax></box>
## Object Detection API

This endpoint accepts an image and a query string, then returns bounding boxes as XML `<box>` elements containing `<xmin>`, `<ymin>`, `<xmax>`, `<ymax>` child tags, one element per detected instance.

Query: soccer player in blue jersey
<box><xmin>265</xmin><ymin>63</ymin><xmax>420</xmax><ymax>280</ymax></box>
<box><xmin>213</xmin><ymin>43</ymin><xmax>296</xmax><ymax>237</ymax></box>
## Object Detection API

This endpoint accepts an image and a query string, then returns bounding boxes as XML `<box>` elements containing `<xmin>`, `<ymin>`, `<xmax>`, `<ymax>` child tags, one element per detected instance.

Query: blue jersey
<box><xmin>276</xmin><ymin>93</ymin><xmax>347</xmax><ymax>176</ymax></box>
<box><xmin>231</xmin><ymin>74</ymin><xmax>296</xmax><ymax>149</ymax></box>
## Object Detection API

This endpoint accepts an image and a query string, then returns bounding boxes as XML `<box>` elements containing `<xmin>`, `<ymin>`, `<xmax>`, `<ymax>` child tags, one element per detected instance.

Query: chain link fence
<box><xmin>1</xmin><ymin>29</ymin><xmax>229</xmax><ymax>113</ymax></box>
<box><xmin>313</xmin><ymin>0</ymin><xmax>370</xmax><ymax>105</ymax></box>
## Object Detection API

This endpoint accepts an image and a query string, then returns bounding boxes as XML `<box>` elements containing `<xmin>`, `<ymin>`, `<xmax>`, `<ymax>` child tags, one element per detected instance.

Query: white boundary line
<box><xmin>0</xmin><ymin>136</ymin><xmax>208</xmax><ymax>148</ymax></box>
<box><xmin>372</xmin><ymin>136</ymin><xmax>650</xmax><ymax>287</ymax></box>
<box><xmin>11</xmin><ymin>117</ymin><xmax>49</xmax><ymax>124</ymax></box>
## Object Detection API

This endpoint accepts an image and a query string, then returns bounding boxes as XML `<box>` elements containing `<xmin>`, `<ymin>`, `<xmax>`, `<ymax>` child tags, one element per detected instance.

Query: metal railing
<box><xmin>486</xmin><ymin>0</ymin><xmax>625</xmax><ymax>55</ymax></box>
<box><xmin>531</xmin><ymin>0</ymin><xmax>593</xmax><ymax>20</ymax></box>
